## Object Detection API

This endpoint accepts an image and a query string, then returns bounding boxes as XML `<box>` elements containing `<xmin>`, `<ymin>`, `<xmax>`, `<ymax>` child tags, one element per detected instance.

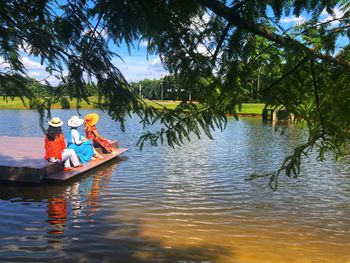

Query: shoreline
<box><xmin>0</xmin><ymin>107</ymin><xmax>264</xmax><ymax>118</ymax></box>
<box><xmin>0</xmin><ymin>98</ymin><xmax>265</xmax><ymax>115</ymax></box>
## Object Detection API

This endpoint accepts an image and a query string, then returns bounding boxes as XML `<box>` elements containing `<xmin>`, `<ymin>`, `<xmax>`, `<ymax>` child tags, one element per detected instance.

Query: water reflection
<box><xmin>47</xmin><ymin>163</ymin><xmax>115</xmax><ymax>236</ymax></box>
<box><xmin>45</xmin><ymin>182</ymin><xmax>88</xmax><ymax>236</ymax></box>
<box><xmin>1</xmin><ymin>111</ymin><xmax>350</xmax><ymax>262</ymax></box>
<box><xmin>0</xmin><ymin>160</ymin><xmax>119</xmax><ymax>260</ymax></box>
<box><xmin>47</xmin><ymin>196</ymin><xmax>67</xmax><ymax>235</ymax></box>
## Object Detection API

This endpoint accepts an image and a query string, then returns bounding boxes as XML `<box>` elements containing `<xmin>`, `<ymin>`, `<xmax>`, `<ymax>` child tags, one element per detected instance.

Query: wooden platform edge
<box><xmin>0</xmin><ymin>166</ymin><xmax>45</xmax><ymax>183</ymax></box>
<box><xmin>45</xmin><ymin>148</ymin><xmax>128</xmax><ymax>181</ymax></box>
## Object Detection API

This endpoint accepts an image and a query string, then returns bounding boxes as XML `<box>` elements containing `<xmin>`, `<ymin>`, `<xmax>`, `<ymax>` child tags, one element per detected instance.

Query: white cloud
<box><xmin>150</xmin><ymin>58</ymin><xmax>161</xmax><ymax>66</ymax></box>
<box><xmin>0</xmin><ymin>56</ymin><xmax>61</xmax><ymax>86</ymax></box>
<box><xmin>83</xmin><ymin>27</ymin><xmax>108</xmax><ymax>39</ymax></box>
<box><xmin>188</xmin><ymin>13</ymin><xmax>215</xmax><ymax>56</ymax></box>
<box><xmin>27</xmin><ymin>70</ymin><xmax>62</xmax><ymax>86</ymax></box>
<box><xmin>139</xmin><ymin>40</ymin><xmax>148</xmax><ymax>47</ymax></box>
<box><xmin>147</xmin><ymin>58</ymin><xmax>167</xmax><ymax>73</ymax></box>
<box><xmin>0</xmin><ymin>57</ymin><xmax>10</xmax><ymax>68</ymax></box>
<box><xmin>3</xmin><ymin>50</ymin><xmax>168</xmax><ymax>85</ymax></box>
<box><xmin>24</xmin><ymin>53</ymin><xmax>168</xmax><ymax>85</ymax></box>
<box><xmin>113</xmin><ymin>55</ymin><xmax>168</xmax><ymax>82</ymax></box>
<box><xmin>1</xmin><ymin>56</ymin><xmax>44</xmax><ymax>70</ymax></box>
<box><xmin>320</xmin><ymin>7</ymin><xmax>346</xmax><ymax>25</ymax></box>
<box><xmin>280</xmin><ymin>16</ymin><xmax>306</xmax><ymax>24</ymax></box>
<box><xmin>202</xmin><ymin>13</ymin><xmax>211</xmax><ymax>24</ymax></box>
<box><xmin>20</xmin><ymin>57</ymin><xmax>45</xmax><ymax>70</ymax></box>
<box><xmin>18</xmin><ymin>42</ymin><xmax>31</xmax><ymax>53</ymax></box>
<box><xmin>190</xmin><ymin>13</ymin><xmax>210</xmax><ymax>32</ymax></box>
<box><xmin>45</xmin><ymin>75</ymin><xmax>61</xmax><ymax>85</ymax></box>
<box><xmin>28</xmin><ymin>71</ymin><xmax>41</xmax><ymax>77</ymax></box>
<box><xmin>195</xmin><ymin>43</ymin><xmax>210</xmax><ymax>56</ymax></box>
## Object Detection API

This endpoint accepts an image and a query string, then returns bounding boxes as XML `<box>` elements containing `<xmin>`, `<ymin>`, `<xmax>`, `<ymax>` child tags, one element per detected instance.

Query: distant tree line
<box><xmin>131</xmin><ymin>75</ymin><xmax>190</xmax><ymax>101</ymax></box>
<box><xmin>0</xmin><ymin>77</ymin><xmax>100</xmax><ymax>98</ymax></box>
<box><xmin>1</xmin><ymin>74</ymin><xmax>264</xmax><ymax>102</ymax></box>
<box><xmin>131</xmin><ymin>74</ymin><xmax>263</xmax><ymax>102</ymax></box>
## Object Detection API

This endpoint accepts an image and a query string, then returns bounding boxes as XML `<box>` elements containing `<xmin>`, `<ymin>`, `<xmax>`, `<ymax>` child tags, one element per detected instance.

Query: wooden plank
<box><xmin>45</xmin><ymin>148</ymin><xmax>128</xmax><ymax>181</ymax></box>
<box><xmin>0</xmin><ymin>136</ymin><xmax>127</xmax><ymax>183</ymax></box>
<box><xmin>0</xmin><ymin>136</ymin><xmax>47</xmax><ymax>168</ymax></box>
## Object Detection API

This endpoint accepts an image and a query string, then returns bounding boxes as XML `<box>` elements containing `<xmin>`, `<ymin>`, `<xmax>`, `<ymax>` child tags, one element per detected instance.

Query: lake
<box><xmin>1</xmin><ymin>109</ymin><xmax>350</xmax><ymax>262</ymax></box>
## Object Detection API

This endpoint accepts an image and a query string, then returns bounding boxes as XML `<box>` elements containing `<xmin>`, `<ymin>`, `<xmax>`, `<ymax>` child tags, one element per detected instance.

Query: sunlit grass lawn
<box><xmin>236</xmin><ymin>103</ymin><xmax>265</xmax><ymax>114</ymax></box>
<box><xmin>144</xmin><ymin>100</ymin><xmax>185</xmax><ymax>110</ymax></box>
<box><xmin>147</xmin><ymin>100</ymin><xmax>265</xmax><ymax>114</ymax></box>
<box><xmin>0</xmin><ymin>97</ymin><xmax>265</xmax><ymax>114</ymax></box>
<box><xmin>0</xmin><ymin>98</ymin><xmax>183</xmax><ymax>110</ymax></box>
<box><xmin>0</xmin><ymin>97</ymin><xmax>96</xmax><ymax>109</ymax></box>
<box><xmin>0</xmin><ymin>97</ymin><xmax>30</xmax><ymax>109</ymax></box>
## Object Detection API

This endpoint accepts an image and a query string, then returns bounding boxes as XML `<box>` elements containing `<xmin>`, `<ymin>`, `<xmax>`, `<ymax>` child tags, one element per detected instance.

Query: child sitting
<box><xmin>67</xmin><ymin>115</ymin><xmax>95</xmax><ymax>163</ymax></box>
<box><xmin>44</xmin><ymin>117</ymin><xmax>83</xmax><ymax>171</ymax></box>
<box><xmin>84</xmin><ymin>113</ymin><xmax>117</xmax><ymax>156</ymax></box>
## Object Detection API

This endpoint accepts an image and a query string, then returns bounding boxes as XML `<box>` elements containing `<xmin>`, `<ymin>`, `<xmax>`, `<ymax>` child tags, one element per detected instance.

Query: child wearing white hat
<box><xmin>66</xmin><ymin>115</ymin><xmax>95</xmax><ymax>163</ymax></box>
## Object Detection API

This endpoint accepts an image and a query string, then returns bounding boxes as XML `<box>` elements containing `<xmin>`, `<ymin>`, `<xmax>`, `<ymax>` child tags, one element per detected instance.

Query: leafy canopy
<box><xmin>1</xmin><ymin>0</ymin><xmax>350</xmax><ymax>189</ymax></box>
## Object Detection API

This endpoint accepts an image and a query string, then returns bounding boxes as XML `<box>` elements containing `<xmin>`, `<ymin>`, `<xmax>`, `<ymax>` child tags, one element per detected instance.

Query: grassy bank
<box><xmin>0</xmin><ymin>97</ymin><xmax>30</xmax><ymax>109</ymax></box>
<box><xmin>143</xmin><ymin>100</ymin><xmax>180</xmax><ymax>110</ymax></box>
<box><xmin>147</xmin><ymin>100</ymin><xmax>265</xmax><ymax>114</ymax></box>
<box><xmin>0</xmin><ymin>97</ymin><xmax>265</xmax><ymax>114</ymax></box>
<box><xmin>0</xmin><ymin>97</ymin><xmax>97</xmax><ymax>109</ymax></box>
<box><xmin>235</xmin><ymin>103</ymin><xmax>265</xmax><ymax>115</ymax></box>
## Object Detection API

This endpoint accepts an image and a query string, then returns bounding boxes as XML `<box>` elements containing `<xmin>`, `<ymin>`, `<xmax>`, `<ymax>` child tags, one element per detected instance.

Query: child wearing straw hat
<box><xmin>84</xmin><ymin>113</ymin><xmax>117</xmax><ymax>156</ymax></box>
<box><xmin>45</xmin><ymin>117</ymin><xmax>83</xmax><ymax>171</ymax></box>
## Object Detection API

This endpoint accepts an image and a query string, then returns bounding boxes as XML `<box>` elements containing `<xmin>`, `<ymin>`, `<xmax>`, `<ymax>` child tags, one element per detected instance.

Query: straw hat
<box><xmin>84</xmin><ymin>113</ymin><xmax>99</xmax><ymax>126</ymax></box>
<box><xmin>67</xmin><ymin>115</ymin><xmax>84</xmax><ymax>128</ymax></box>
<box><xmin>48</xmin><ymin>117</ymin><xmax>64</xmax><ymax>127</ymax></box>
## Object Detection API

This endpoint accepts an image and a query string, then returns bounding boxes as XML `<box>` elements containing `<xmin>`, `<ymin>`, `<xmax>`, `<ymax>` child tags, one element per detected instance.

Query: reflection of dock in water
<box><xmin>0</xmin><ymin>136</ymin><xmax>127</xmax><ymax>183</ymax></box>
<box><xmin>0</xmin><ymin>161</ymin><xmax>117</xmax><ymax>237</ymax></box>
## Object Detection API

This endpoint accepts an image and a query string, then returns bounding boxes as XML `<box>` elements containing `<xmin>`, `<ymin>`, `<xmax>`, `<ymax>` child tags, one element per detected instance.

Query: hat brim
<box><xmin>48</xmin><ymin>121</ymin><xmax>64</xmax><ymax>127</ymax></box>
<box><xmin>67</xmin><ymin>119</ymin><xmax>84</xmax><ymax>127</ymax></box>
<box><xmin>85</xmin><ymin>113</ymin><xmax>99</xmax><ymax>126</ymax></box>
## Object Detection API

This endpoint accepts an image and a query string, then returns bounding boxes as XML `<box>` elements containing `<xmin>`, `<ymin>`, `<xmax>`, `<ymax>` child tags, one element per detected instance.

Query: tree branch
<box><xmin>196</xmin><ymin>0</ymin><xmax>350</xmax><ymax>68</ymax></box>
<box><xmin>231</xmin><ymin>0</ymin><xmax>251</xmax><ymax>13</ymax></box>
<box><xmin>212</xmin><ymin>22</ymin><xmax>232</xmax><ymax>63</ymax></box>
<box><xmin>264</xmin><ymin>56</ymin><xmax>309</xmax><ymax>92</ymax></box>
<box><xmin>310</xmin><ymin>59</ymin><xmax>326</xmax><ymax>138</ymax></box>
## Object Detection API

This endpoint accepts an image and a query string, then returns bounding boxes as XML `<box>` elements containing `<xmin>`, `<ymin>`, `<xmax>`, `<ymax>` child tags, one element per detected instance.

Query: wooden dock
<box><xmin>0</xmin><ymin>136</ymin><xmax>127</xmax><ymax>183</ymax></box>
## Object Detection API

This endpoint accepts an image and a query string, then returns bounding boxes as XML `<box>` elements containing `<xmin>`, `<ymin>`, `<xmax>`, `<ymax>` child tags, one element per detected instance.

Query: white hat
<box><xmin>67</xmin><ymin>115</ymin><xmax>84</xmax><ymax>128</ymax></box>
<box><xmin>48</xmin><ymin>117</ymin><xmax>64</xmax><ymax>127</ymax></box>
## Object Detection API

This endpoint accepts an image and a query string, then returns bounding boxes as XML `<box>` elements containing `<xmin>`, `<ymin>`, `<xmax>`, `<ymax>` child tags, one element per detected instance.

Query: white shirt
<box><xmin>71</xmin><ymin>129</ymin><xmax>85</xmax><ymax>145</ymax></box>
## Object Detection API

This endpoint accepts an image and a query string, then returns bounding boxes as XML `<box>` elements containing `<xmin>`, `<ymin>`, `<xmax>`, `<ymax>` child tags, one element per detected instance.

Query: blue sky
<box><xmin>0</xmin><ymin>4</ymin><xmax>347</xmax><ymax>86</ymax></box>
<box><xmin>12</xmin><ymin>41</ymin><xmax>169</xmax><ymax>85</ymax></box>
<box><xmin>111</xmin><ymin>42</ymin><xmax>168</xmax><ymax>82</ymax></box>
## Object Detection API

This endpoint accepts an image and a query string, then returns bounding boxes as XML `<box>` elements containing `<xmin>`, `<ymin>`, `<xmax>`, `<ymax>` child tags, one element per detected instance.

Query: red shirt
<box><xmin>44</xmin><ymin>134</ymin><xmax>66</xmax><ymax>160</ymax></box>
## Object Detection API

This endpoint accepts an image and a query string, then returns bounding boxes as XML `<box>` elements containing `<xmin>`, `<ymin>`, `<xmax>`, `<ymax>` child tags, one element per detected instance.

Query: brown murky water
<box><xmin>1</xmin><ymin>110</ymin><xmax>350</xmax><ymax>262</ymax></box>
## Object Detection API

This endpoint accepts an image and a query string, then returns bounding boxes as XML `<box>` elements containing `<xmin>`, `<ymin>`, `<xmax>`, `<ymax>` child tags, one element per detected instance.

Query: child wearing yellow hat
<box><xmin>84</xmin><ymin>113</ymin><xmax>117</xmax><ymax>155</ymax></box>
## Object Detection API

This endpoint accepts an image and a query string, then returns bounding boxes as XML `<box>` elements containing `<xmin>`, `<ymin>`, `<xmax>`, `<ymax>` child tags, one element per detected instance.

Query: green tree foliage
<box><xmin>131</xmin><ymin>79</ymin><xmax>160</xmax><ymax>100</ymax></box>
<box><xmin>1</xmin><ymin>0</ymin><xmax>350</xmax><ymax>189</ymax></box>
<box><xmin>162</xmin><ymin>75</ymin><xmax>190</xmax><ymax>100</ymax></box>
<box><xmin>132</xmin><ymin>76</ymin><xmax>190</xmax><ymax>100</ymax></box>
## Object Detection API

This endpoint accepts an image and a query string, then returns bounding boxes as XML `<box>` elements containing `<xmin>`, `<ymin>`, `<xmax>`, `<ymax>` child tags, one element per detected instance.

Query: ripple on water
<box><xmin>1</xmin><ymin>112</ymin><xmax>350</xmax><ymax>262</ymax></box>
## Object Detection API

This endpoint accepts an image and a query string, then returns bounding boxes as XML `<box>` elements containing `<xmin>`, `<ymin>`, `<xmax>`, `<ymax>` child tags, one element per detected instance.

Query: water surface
<box><xmin>1</xmin><ymin>109</ymin><xmax>350</xmax><ymax>262</ymax></box>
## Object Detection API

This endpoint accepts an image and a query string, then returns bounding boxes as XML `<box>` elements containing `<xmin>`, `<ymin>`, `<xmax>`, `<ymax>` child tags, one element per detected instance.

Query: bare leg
<box><xmin>93</xmin><ymin>147</ymin><xmax>104</xmax><ymax>159</ymax></box>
